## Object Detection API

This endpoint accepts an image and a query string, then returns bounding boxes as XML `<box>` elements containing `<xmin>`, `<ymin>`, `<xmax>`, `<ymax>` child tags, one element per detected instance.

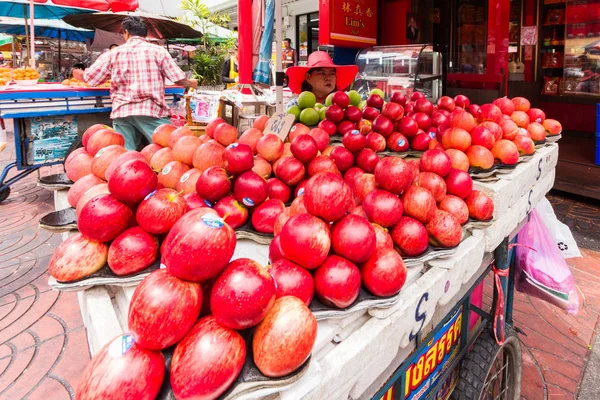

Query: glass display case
<box><xmin>352</xmin><ymin>45</ymin><xmax>443</xmax><ymax>102</ymax></box>
<box><xmin>563</xmin><ymin>0</ymin><xmax>600</xmax><ymax>96</ymax></box>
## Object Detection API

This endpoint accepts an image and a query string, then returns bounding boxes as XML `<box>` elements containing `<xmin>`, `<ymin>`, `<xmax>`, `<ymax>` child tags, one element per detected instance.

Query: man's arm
<box><xmin>81</xmin><ymin>52</ymin><xmax>111</xmax><ymax>87</ymax></box>
<box><xmin>160</xmin><ymin>50</ymin><xmax>197</xmax><ymax>88</ymax></box>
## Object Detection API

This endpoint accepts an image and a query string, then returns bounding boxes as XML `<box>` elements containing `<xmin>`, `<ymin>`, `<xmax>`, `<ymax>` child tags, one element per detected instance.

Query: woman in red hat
<box><xmin>286</xmin><ymin>51</ymin><xmax>358</xmax><ymax>103</ymax></box>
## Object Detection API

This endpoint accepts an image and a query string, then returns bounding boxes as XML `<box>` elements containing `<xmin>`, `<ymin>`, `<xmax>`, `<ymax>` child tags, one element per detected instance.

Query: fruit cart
<box><xmin>0</xmin><ymin>84</ymin><xmax>184</xmax><ymax>202</ymax></box>
<box><xmin>48</xmin><ymin>138</ymin><xmax>558</xmax><ymax>399</ymax></box>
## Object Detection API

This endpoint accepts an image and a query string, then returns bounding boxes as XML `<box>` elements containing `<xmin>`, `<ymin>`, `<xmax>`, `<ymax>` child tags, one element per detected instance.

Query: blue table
<box><xmin>0</xmin><ymin>84</ymin><xmax>184</xmax><ymax>202</ymax></box>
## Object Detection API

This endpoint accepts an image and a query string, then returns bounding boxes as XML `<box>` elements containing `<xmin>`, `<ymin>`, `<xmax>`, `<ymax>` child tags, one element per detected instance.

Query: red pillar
<box><xmin>238</xmin><ymin>0</ymin><xmax>253</xmax><ymax>86</ymax></box>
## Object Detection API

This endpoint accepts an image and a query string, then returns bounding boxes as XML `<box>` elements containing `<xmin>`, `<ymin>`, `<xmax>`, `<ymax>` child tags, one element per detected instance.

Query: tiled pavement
<box><xmin>0</xmin><ymin>126</ymin><xmax>599</xmax><ymax>399</ymax></box>
<box><xmin>0</xmin><ymin>130</ymin><xmax>90</xmax><ymax>400</ymax></box>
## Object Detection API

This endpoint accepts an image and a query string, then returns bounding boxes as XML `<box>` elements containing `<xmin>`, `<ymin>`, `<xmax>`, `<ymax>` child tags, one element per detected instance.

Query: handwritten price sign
<box><xmin>263</xmin><ymin>113</ymin><xmax>296</xmax><ymax>141</ymax></box>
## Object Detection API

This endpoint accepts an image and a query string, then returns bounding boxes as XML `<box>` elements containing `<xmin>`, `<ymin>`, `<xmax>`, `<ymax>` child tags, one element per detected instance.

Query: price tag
<box><xmin>263</xmin><ymin>113</ymin><xmax>296</xmax><ymax>141</ymax></box>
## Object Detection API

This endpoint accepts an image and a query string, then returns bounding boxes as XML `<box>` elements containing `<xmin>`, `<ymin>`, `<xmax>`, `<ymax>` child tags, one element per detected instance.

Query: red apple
<box><xmin>223</xmin><ymin>143</ymin><xmax>254</xmax><ymax>175</ymax></box>
<box><xmin>252</xmin><ymin>199</ymin><xmax>285</xmax><ymax>233</ymax></box>
<box><xmin>253</xmin><ymin>115</ymin><xmax>270</xmax><ymax>132</ymax></box>
<box><xmin>331</xmin><ymin>214</ymin><xmax>377</xmax><ymax>263</ymax></box>
<box><xmin>326</xmin><ymin>104</ymin><xmax>345</xmax><ymax>123</ymax></box>
<box><xmin>511</xmin><ymin>110</ymin><xmax>530</xmax><ymax>128</ymax></box>
<box><xmin>183</xmin><ymin>192</ymin><xmax>208</xmax><ymax>212</ymax></box>
<box><xmin>411</xmin><ymin>132</ymin><xmax>433</xmax><ymax>151</ymax></box>
<box><xmin>367</xmin><ymin>94</ymin><xmax>384</xmax><ymax>109</ymax></box>
<box><xmin>361</xmin><ymin>249</ymin><xmax>407</xmax><ymax>296</ymax></box>
<box><xmin>304</xmin><ymin>172</ymin><xmax>353</xmax><ymax>222</ymax></box>
<box><xmin>64</xmin><ymin>147</ymin><xmax>88</xmax><ymax>172</ymax></box>
<box><xmin>438</xmin><ymin>194</ymin><xmax>469</xmax><ymax>225</ymax></box>
<box><xmin>342</xmin><ymin>129</ymin><xmax>366</xmax><ymax>153</ymax></box>
<box><xmin>470</xmin><ymin>125</ymin><xmax>495</xmax><ymax>149</ymax></box>
<box><xmin>76</xmin><ymin>334</ymin><xmax>164</xmax><ymax>400</ymax></box>
<box><xmin>420</xmin><ymin>148</ymin><xmax>452</xmax><ymax>177</ymax></box>
<box><xmin>527</xmin><ymin>108</ymin><xmax>546</xmax><ymax>123</ymax></box>
<box><xmin>397</xmin><ymin>116</ymin><xmax>419</xmax><ymax>138</ymax></box>
<box><xmin>269</xmin><ymin>232</ymin><xmax>285</xmax><ymax>263</ymax></box>
<box><xmin>108</xmin><ymin>227</ymin><xmax>158</xmax><ymax>275</ymax></box>
<box><xmin>465</xmin><ymin>190</ymin><xmax>494</xmax><ymax>220</ymax></box>
<box><xmin>309</xmin><ymin>127</ymin><xmax>331</xmax><ymax>152</ymax></box>
<box><xmin>274</xmin><ymin>156</ymin><xmax>305</xmax><ymax>186</ymax></box>
<box><xmin>444</xmin><ymin>168</ymin><xmax>473</xmax><ymax>199</ymax></box>
<box><xmin>48</xmin><ymin>233</ymin><xmax>108</xmax><ymax>282</ymax></box>
<box><xmin>366</xmin><ymin>132</ymin><xmax>387</xmax><ymax>152</ymax></box>
<box><xmin>214</xmin><ymin>195</ymin><xmax>249</xmax><ymax>229</ymax></box>
<box><xmin>372</xmin><ymin>115</ymin><xmax>394</xmax><ymax>137</ymax></box>
<box><xmin>476</xmin><ymin>103</ymin><xmax>502</xmax><ymax>123</ymax></box>
<box><xmin>314</xmin><ymin>255</ymin><xmax>361</xmax><ymax>308</ymax></box>
<box><xmin>192</xmin><ymin>141</ymin><xmax>224</xmax><ymax>171</ymax></box>
<box><xmin>75</xmin><ymin>183</ymin><xmax>110</xmax><ymax>218</ymax></box>
<box><xmin>390</xmin><ymin>216</ymin><xmax>429</xmax><ymax>257</ymax></box>
<box><xmin>445</xmin><ymin>149</ymin><xmax>470</xmax><ymax>172</ymax></box>
<box><xmin>352</xmin><ymin>173</ymin><xmax>377</xmax><ymax>204</ymax></box>
<box><xmin>427</xmin><ymin>210</ymin><xmax>462</xmax><ymax>247</ymax></box>
<box><xmin>432</xmin><ymin>111</ymin><xmax>450</xmax><ymax>128</ymax></box>
<box><xmin>170</xmin><ymin>316</ymin><xmax>245</xmax><ymax>400</ymax></box>
<box><xmin>413</xmin><ymin>172</ymin><xmax>447</xmax><ymax>202</ymax></box>
<box><xmin>128</xmin><ymin>269</ymin><xmax>201</xmax><ymax>349</ymax></box>
<box><xmin>345</xmin><ymin>105</ymin><xmax>363</xmax><ymax>122</ymax></box>
<box><xmin>238</xmin><ymin>128</ymin><xmax>264</xmax><ymax>154</ymax></box>
<box><xmin>454</xmin><ymin>94</ymin><xmax>470</xmax><ymax>109</ymax></box>
<box><xmin>234</xmin><ymin>171</ymin><xmax>268</xmax><ymax>207</ymax></box>
<box><xmin>357</xmin><ymin>119</ymin><xmax>373</xmax><ymax>135</ymax></box>
<box><xmin>253</xmin><ymin>296</ymin><xmax>317</xmax><ymax>377</ymax></box>
<box><xmin>466</xmin><ymin>145</ymin><xmax>494</xmax><ymax>169</ymax></box>
<box><xmin>344</xmin><ymin>166</ymin><xmax>365</xmax><ymax>187</ymax></box>
<box><xmin>385</xmin><ymin>132</ymin><xmax>409</xmax><ymax>153</ymax></box>
<box><xmin>362</xmin><ymin>189</ymin><xmax>403</xmax><ymax>227</ymax></box>
<box><xmin>78</xmin><ymin>193</ymin><xmax>133</xmax><ymax>242</ymax></box>
<box><xmin>158</xmin><ymin>160</ymin><xmax>190</xmax><ymax>190</ymax></box>
<box><xmin>318</xmin><ymin>119</ymin><xmax>337</xmax><ymax>136</ymax></box>
<box><xmin>542</xmin><ymin>119</ymin><xmax>562</xmax><ymax>136</ymax></box>
<box><xmin>291</xmin><ymin>134</ymin><xmax>318</xmax><ymax>164</ymax></box>
<box><xmin>491</xmin><ymin>139</ymin><xmax>519</xmax><ymax>165</ymax></box>
<box><xmin>67</xmin><ymin>174</ymin><xmax>105</xmax><ymax>209</ymax></box>
<box><xmin>82</xmin><ymin>124</ymin><xmax>112</xmax><ymax>149</ymax></box>
<box><xmin>176</xmin><ymin>168</ymin><xmax>203</xmax><ymax>195</ymax></box>
<box><xmin>279</xmin><ymin>213</ymin><xmax>331</xmax><ymax>269</ymax></box>
<box><xmin>66</xmin><ymin>152</ymin><xmax>94</xmax><ymax>182</ymax></box>
<box><xmin>512</xmin><ymin>96</ymin><xmax>531</xmax><ymax>112</ymax></box>
<box><xmin>149</xmin><ymin>146</ymin><xmax>174</xmax><ymax>172</ymax></box>
<box><xmin>355</xmin><ymin>148</ymin><xmax>379</xmax><ymax>173</ymax></box>
<box><xmin>442</xmin><ymin>127</ymin><xmax>472</xmax><ymax>152</ymax></box>
<box><xmin>330</xmin><ymin>146</ymin><xmax>355</xmax><ymax>172</ymax></box>
<box><xmin>362</xmin><ymin>106</ymin><xmax>381</xmax><ymax>120</ymax></box>
<box><xmin>414</xmin><ymin>99</ymin><xmax>434</xmax><ymax>115</ymax></box>
<box><xmin>451</xmin><ymin>110</ymin><xmax>477</xmax><ymax>132</ymax></box>
<box><xmin>196</xmin><ymin>166</ymin><xmax>231</xmax><ymax>203</ymax></box>
<box><xmin>136</xmin><ymin>189</ymin><xmax>186</xmax><ymax>234</ymax></box>
<box><xmin>391</xmin><ymin>92</ymin><xmax>408</xmax><ymax>105</ymax></box>
<box><xmin>205</xmin><ymin>118</ymin><xmax>226</xmax><ymax>138</ymax></box>
<box><xmin>252</xmin><ymin>157</ymin><xmax>272</xmax><ymax>179</ymax></box>
<box><xmin>437</xmin><ymin>96</ymin><xmax>456</xmax><ymax>112</ymax></box>
<box><xmin>268</xmin><ymin>260</ymin><xmax>314</xmax><ymax>306</ymax></box>
<box><xmin>372</xmin><ymin>223</ymin><xmax>394</xmax><ymax>251</ymax></box>
<box><xmin>86</xmin><ymin>129</ymin><xmax>125</xmax><ymax>156</ymax></box>
<box><xmin>527</xmin><ymin>122</ymin><xmax>546</xmax><ymax>142</ymax></box>
<box><xmin>163</xmin><ymin>208</ymin><xmax>236</xmax><ymax>282</ymax></box>
<box><xmin>413</xmin><ymin>112</ymin><xmax>432</xmax><ymax>130</ymax></box>
<box><xmin>257</xmin><ymin>134</ymin><xmax>284</xmax><ymax>162</ymax></box>
<box><xmin>412</xmin><ymin>92</ymin><xmax>425</xmax><ymax>101</ymax></box>
<box><xmin>91</xmin><ymin>145</ymin><xmax>127</xmax><ymax>180</ymax></box>
<box><xmin>382</xmin><ymin>102</ymin><xmax>405</xmax><ymax>122</ymax></box>
<box><xmin>211</xmin><ymin>258</ymin><xmax>275</xmax><ymax>329</ymax></box>
<box><xmin>374</xmin><ymin>157</ymin><xmax>413</xmax><ymax>195</ymax></box>
<box><xmin>513</xmin><ymin>135</ymin><xmax>535</xmax><ymax>155</ymax></box>
<box><xmin>308</xmin><ymin>155</ymin><xmax>341</xmax><ymax>177</ymax></box>
<box><xmin>332</xmin><ymin>91</ymin><xmax>350</xmax><ymax>108</ymax></box>
<box><xmin>478</xmin><ymin>121</ymin><xmax>503</xmax><ymax>142</ymax></box>
<box><xmin>499</xmin><ymin>118</ymin><xmax>520</xmax><ymax>140</ymax></box>
<box><xmin>401</xmin><ymin>186</ymin><xmax>437</xmax><ymax>224</ymax></box>
<box><xmin>213</xmin><ymin>123</ymin><xmax>238</xmax><ymax>147</ymax></box>
<box><xmin>493</xmin><ymin>97</ymin><xmax>515</xmax><ymax>115</ymax></box>
<box><xmin>267</xmin><ymin>178</ymin><xmax>291</xmax><ymax>203</ymax></box>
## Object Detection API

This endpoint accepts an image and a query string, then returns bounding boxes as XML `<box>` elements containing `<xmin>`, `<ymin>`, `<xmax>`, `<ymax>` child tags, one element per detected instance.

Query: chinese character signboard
<box><xmin>319</xmin><ymin>0</ymin><xmax>378</xmax><ymax>48</ymax></box>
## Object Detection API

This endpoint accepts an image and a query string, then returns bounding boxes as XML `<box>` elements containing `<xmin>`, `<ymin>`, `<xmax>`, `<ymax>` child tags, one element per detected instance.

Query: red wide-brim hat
<box><xmin>286</xmin><ymin>51</ymin><xmax>359</xmax><ymax>94</ymax></box>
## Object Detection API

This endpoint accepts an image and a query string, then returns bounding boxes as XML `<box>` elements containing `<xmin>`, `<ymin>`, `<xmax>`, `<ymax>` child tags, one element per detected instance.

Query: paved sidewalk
<box><xmin>0</xmin><ymin>131</ymin><xmax>90</xmax><ymax>400</ymax></box>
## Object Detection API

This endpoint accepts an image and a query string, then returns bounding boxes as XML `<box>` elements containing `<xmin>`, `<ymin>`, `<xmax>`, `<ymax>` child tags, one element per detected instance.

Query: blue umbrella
<box><xmin>0</xmin><ymin>18</ymin><xmax>94</xmax><ymax>42</ymax></box>
<box><xmin>252</xmin><ymin>0</ymin><xmax>274</xmax><ymax>85</ymax></box>
<box><xmin>0</xmin><ymin>1</ymin><xmax>94</xmax><ymax>19</ymax></box>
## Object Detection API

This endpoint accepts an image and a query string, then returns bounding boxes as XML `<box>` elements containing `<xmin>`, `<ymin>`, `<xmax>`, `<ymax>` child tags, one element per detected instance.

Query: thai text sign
<box><xmin>319</xmin><ymin>0</ymin><xmax>378</xmax><ymax>48</ymax></box>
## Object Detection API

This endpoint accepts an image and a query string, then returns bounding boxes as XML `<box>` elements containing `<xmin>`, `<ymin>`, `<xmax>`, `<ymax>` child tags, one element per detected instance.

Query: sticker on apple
<box><xmin>201</xmin><ymin>213</ymin><xmax>224</xmax><ymax>228</ymax></box>
<box><xmin>108</xmin><ymin>334</ymin><xmax>135</xmax><ymax>358</ymax></box>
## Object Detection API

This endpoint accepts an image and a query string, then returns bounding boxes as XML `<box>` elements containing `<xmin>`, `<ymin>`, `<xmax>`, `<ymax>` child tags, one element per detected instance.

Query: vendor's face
<box><xmin>306</xmin><ymin>68</ymin><xmax>336</xmax><ymax>97</ymax></box>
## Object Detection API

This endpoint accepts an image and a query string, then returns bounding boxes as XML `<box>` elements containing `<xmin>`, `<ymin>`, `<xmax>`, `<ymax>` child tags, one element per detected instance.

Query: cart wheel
<box><xmin>451</xmin><ymin>327</ymin><xmax>522</xmax><ymax>400</ymax></box>
<box><xmin>0</xmin><ymin>186</ymin><xmax>10</xmax><ymax>203</ymax></box>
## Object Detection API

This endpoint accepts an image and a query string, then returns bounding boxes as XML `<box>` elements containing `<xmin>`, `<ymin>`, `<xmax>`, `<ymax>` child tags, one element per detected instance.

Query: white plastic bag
<box><xmin>535</xmin><ymin>197</ymin><xmax>582</xmax><ymax>259</ymax></box>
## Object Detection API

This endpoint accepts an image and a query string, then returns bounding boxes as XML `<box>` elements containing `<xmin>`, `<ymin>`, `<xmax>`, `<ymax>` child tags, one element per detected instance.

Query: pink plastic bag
<box><xmin>516</xmin><ymin>210</ymin><xmax>579</xmax><ymax>314</ymax></box>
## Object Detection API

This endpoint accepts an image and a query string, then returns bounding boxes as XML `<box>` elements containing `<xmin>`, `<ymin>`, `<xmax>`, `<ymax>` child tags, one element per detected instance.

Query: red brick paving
<box><xmin>484</xmin><ymin>248</ymin><xmax>600</xmax><ymax>399</ymax></box>
<box><xmin>1</xmin><ymin>130</ymin><xmax>90</xmax><ymax>399</ymax></box>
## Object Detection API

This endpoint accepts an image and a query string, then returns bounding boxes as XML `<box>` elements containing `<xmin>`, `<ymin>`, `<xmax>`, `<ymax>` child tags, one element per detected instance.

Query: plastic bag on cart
<box><xmin>535</xmin><ymin>197</ymin><xmax>582</xmax><ymax>259</ymax></box>
<box><xmin>516</xmin><ymin>210</ymin><xmax>580</xmax><ymax>314</ymax></box>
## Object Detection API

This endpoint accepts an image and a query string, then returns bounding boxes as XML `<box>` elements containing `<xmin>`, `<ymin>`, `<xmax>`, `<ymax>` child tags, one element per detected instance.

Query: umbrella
<box><xmin>0</xmin><ymin>1</ymin><xmax>102</xmax><ymax>19</ymax></box>
<box><xmin>252</xmin><ymin>0</ymin><xmax>273</xmax><ymax>85</ymax></box>
<box><xmin>89</xmin><ymin>28</ymin><xmax>124</xmax><ymax>49</ymax></box>
<box><xmin>64</xmin><ymin>11</ymin><xmax>202</xmax><ymax>40</ymax></box>
<box><xmin>0</xmin><ymin>17</ymin><xmax>94</xmax><ymax>41</ymax></box>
